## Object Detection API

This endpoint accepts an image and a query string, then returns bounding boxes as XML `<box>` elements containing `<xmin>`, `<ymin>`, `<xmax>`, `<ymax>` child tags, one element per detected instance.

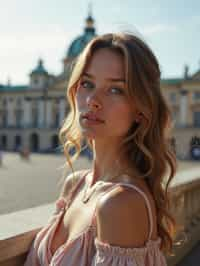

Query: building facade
<box><xmin>162</xmin><ymin>67</ymin><xmax>200</xmax><ymax>160</ymax></box>
<box><xmin>0</xmin><ymin>12</ymin><xmax>96</xmax><ymax>153</ymax></box>
<box><xmin>0</xmin><ymin>13</ymin><xmax>200</xmax><ymax>160</ymax></box>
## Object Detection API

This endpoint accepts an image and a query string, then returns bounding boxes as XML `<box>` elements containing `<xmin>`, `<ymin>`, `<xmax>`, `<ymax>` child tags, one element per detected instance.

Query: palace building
<box><xmin>162</xmin><ymin>66</ymin><xmax>200</xmax><ymax>160</ymax></box>
<box><xmin>0</xmin><ymin>12</ymin><xmax>200</xmax><ymax>160</ymax></box>
<box><xmin>0</xmin><ymin>12</ymin><xmax>96</xmax><ymax>154</ymax></box>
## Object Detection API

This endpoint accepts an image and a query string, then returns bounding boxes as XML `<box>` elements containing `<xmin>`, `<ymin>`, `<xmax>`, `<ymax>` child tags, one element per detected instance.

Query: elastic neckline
<box><xmin>49</xmin><ymin>170</ymin><xmax>155</xmax><ymax>260</ymax></box>
<box><xmin>67</xmin><ymin>170</ymin><xmax>154</xmax><ymax>240</ymax></box>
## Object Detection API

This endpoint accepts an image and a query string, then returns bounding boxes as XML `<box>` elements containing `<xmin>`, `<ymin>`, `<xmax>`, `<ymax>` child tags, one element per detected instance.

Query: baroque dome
<box><xmin>66</xmin><ymin>12</ymin><xmax>97</xmax><ymax>58</ymax></box>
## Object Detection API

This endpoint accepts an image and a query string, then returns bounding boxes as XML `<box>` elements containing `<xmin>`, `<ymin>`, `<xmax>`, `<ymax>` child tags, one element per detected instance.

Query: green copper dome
<box><xmin>67</xmin><ymin>13</ymin><xmax>97</xmax><ymax>58</ymax></box>
<box><xmin>30</xmin><ymin>59</ymin><xmax>48</xmax><ymax>76</ymax></box>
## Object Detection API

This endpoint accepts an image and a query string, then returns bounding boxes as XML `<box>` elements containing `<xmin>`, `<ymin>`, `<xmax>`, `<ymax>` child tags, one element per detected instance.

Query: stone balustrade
<box><xmin>167</xmin><ymin>177</ymin><xmax>200</xmax><ymax>265</ymax></box>
<box><xmin>0</xmin><ymin>177</ymin><xmax>200</xmax><ymax>266</ymax></box>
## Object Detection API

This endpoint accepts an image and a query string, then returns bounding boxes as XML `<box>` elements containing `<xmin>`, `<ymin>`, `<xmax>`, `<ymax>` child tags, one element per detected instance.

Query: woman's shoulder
<box><xmin>97</xmin><ymin>175</ymin><xmax>158</xmax><ymax>240</ymax></box>
<box><xmin>95</xmin><ymin>182</ymin><xmax>151</xmax><ymax>246</ymax></box>
<box><xmin>97</xmin><ymin>176</ymin><xmax>149</xmax><ymax>212</ymax></box>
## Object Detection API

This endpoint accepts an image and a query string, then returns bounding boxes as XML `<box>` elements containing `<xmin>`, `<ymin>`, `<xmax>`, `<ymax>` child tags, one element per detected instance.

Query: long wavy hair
<box><xmin>59</xmin><ymin>32</ymin><xmax>178</xmax><ymax>255</ymax></box>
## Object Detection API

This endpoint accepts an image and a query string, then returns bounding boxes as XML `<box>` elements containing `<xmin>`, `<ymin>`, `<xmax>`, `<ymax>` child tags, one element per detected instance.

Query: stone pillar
<box><xmin>0</xmin><ymin>108</ymin><xmax>3</xmax><ymax>127</ymax></box>
<box><xmin>23</xmin><ymin>99</ymin><xmax>32</xmax><ymax>127</ymax></box>
<box><xmin>7</xmin><ymin>99</ymin><xmax>15</xmax><ymax>127</ymax></box>
<box><xmin>46</xmin><ymin>100</ymin><xmax>52</xmax><ymax>128</ymax></box>
<box><xmin>179</xmin><ymin>90</ymin><xmax>188</xmax><ymax>127</ymax></box>
<box><xmin>59</xmin><ymin>98</ymin><xmax>66</xmax><ymax>126</ymax></box>
<box><xmin>38</xmin><ymin>99</ymin><xmax>45</xmax><ymax>128</ymax></box>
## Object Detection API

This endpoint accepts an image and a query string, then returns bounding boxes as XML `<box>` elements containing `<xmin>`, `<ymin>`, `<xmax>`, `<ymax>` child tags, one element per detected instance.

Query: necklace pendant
<box><xmin>82</xmin><ymin>186</ymin><xmax>96</xmax><ymax>204</ymax></box>
<box><xmin>82</xmin><ymin>181</ymin><xmax>104</xmax><ymax>204</ymax></box>
<box><xmin>82</xmin><ymin>186</ymin><xmax>95</xmax><ymax>203</ymax></box>
<box><xmin>82</xmin><ymin>195</ymin><xmax>90</xmax><ymax>203</ymax></box>
<box><xmin>82</xmin><ymin>192</ymin><xmax>93</xmax><ymax>203</ymax></box>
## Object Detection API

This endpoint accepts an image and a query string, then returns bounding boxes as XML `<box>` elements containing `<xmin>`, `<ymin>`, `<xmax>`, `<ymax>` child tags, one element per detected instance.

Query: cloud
<box><xmin>0</xmin><ymin>25</ymin><xmax>81</xmax><ymax>84</ymax></box>
<box><xmin>98</xmin><ymin>21</ymin><xmax>178</xmax><ymax>38</ymax></box>
<box><xmin>185</xmin><ymin>15</ymin><xmax>200</xmax><ymax>28</ymax></box>
<box><xmin>142</xmin><ymin>24</ymin><xmax>178</xmax><ymax>36</ymax></box>
<box><xmin>0</xmin><ymin>25</ymin><xmax>79</xmax><ymax>55</ymax></box>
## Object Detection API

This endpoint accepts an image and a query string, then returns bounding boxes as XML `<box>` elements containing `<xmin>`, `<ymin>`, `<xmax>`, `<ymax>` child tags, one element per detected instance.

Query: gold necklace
<box><xmin>82</xmin><ymin>180</ymin><xmax>105</xmax><ymax>203</ymax></box>
<box><xmin>81</xmin><ymin>171</ymin><xmax>121</xmax><ymax>204</ymax></box>
<box><xmin>81</xmin><ymin>162</ymin><xmax>136</xmax><ymax>204</ymax></box>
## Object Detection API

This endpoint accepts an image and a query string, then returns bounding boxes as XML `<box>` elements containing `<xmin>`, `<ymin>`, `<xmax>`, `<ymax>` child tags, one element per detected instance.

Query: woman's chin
<box><xmin>81</xmin><ymin>129</ymin><xmax>101</xmax><ymax>139</ymax></box>
<box><xmin>82</xmin><ymin>132</ymin><xmax>97</xmax><ymax>139</ymax></box>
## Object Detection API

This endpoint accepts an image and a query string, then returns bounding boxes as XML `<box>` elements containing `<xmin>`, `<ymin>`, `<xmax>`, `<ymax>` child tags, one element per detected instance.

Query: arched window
<box><xmin>190</xmin><ymin>136</ymin><xmax>200</xmax><ymax>160</ymax></box>
<box><xmin>30</xmin><ymin>133</ymin><xmax>39</xmax><ymax>152</ymax></box>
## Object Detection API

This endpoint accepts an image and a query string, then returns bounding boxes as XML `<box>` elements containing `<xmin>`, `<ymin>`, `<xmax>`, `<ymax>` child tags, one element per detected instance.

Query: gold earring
<box><xmin>136</xmin><ymin>113</ymin><xmax>143</xmax><ymax>123</ymax></box>
<box><xmin>135</xmin><ymin>116</ymin><xmax>141</xmax><ymax>123</ymax></box>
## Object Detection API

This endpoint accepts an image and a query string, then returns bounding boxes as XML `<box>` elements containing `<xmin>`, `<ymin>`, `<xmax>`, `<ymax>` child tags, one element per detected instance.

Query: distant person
<box><xmin>23</xmin><ymin>147</ymin><xmax>30</xmax><ymax>160</ymax></box>
<box><xmin>19</xmin><ymin>147</ymin><xmax>30</xmax><ymax>161</ymax></box>
<box><xmin>24</xmin><ymin>33</ymin><xmax>178</xmax><ymax>265</ymax></box>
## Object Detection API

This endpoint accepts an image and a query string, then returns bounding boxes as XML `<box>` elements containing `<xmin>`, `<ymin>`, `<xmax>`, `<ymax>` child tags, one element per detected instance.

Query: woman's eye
<box><xmin>80</xmin><ymin>80</ymin><xmax>94</xmax><ymax>89</ymax></box>
<box><xmin>110</xmin><ymin>87</ymin><xmax>124</xmax><ymax>95</ymax></box>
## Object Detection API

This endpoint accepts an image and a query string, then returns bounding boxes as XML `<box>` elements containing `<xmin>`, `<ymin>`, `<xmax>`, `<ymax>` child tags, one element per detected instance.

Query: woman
<box><xmin>24</xmin><ymin>32</ymin><xmax>177</xmax><ymax>265</ymax></box>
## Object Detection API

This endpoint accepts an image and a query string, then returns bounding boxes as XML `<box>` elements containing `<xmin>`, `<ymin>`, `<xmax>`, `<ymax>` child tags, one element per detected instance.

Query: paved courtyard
<box><xmin>0</xmin><ymin>152</ymin><xmax>199</xmax><ymax>215</ymax></box>
<box><xmin>0</xmin><ymin>152</ymin><xmax>91</xmax><ymax>215</ymax></box>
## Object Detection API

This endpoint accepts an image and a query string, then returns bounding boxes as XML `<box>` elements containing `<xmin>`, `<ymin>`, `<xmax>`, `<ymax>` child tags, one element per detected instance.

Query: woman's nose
<box><xmin>86</xmin><ymin>93</ymin><xmax>102</xmax><ymax>110</ymax></box>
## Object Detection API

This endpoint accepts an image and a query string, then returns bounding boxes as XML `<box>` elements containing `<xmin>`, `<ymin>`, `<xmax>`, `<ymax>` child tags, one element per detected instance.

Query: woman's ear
<box><xmin>135</xmin><ymin>112</ymin><xmax>143</xmax><ymax>123</ymax></box>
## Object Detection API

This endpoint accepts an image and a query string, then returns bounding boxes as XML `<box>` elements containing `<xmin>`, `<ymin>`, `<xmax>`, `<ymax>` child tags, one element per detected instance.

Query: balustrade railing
<box><xmin>0</xmin><ymin>176</ymin><xmax>200</xmax><ymax>266</ymax></box>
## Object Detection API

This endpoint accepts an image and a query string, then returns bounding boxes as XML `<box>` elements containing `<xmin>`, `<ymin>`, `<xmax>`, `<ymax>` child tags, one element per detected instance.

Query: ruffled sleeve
<box><xmin>91</xmin><ymin>237</ymin><xmax>167</xmax><ymax>266</ymax></box>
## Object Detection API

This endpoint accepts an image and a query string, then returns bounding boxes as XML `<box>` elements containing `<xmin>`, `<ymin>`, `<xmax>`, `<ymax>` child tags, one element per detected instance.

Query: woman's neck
<box><xmin>89</xmin><ymin>139</ymin><xmax>145</xmax><ymax>187</ymax></box>
<box><xmin>90</xmin><ymin>156</ymin><xmax>143</xmax><ymax>187</ymax></box>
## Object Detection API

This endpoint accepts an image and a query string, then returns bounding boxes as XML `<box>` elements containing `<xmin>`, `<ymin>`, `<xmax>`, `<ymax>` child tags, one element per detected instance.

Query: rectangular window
<box><xmin>16</xmin><ymin>109</ymin><xmax>23</xmax><ymax>127</ymax></box>
<box><xmin>17</xmin><ymin>98</ymin><xmax>22</xmax><ymax>106</ymax></box>
<box><xmin>169</xmin><ymin>92</ymin><xmax>176</xmax><ymax>103</ymax></box>
<box><xmin>193</xmin><ymin>112</ymin><xmax>200</xmax><ymax>127</ymax></box>
<box><xmin>193</xmin><ymin>92</ymin><xmax>200</xmax><ymax>101</ymax></box>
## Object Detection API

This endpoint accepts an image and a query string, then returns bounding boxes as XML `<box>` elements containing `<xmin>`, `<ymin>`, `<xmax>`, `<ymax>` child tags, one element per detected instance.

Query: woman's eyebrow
<box><xmin>83</xmin><ymin>72</ymin><xmax>125</xmax><ymax>83</ymax></box>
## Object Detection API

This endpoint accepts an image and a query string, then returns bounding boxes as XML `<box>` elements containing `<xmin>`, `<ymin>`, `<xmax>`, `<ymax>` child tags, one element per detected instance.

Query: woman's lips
<box><xmin>82</xmin><ymin>117</ymin><xmax>104</xmax><ymax>125</ymax></box>
<box><xmin>82</xmin><ymin>113</ymin><xmax>104</xmax><ymax>123</ymax></box>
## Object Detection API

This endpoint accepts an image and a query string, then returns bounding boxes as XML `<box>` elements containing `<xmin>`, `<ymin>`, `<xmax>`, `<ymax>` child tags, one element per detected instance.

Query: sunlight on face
<box><xmin>75</xmin><ymin>48</ymin><xmax>136</xmax><ymax>142</ymax></box>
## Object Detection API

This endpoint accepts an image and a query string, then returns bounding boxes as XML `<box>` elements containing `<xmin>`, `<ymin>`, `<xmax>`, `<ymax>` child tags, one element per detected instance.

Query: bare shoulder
<box><xmin>96</xmin><ymin>185</ymin><xmax>151</xmax><ymax>248</ymax></box>
<box><xmin>59</xmin><ymin>169</ymin><xmax>89</xmax><ymax>198</ymax></box>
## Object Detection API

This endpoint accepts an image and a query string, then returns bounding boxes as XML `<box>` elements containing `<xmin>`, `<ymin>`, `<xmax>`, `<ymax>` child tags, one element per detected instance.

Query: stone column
<box><xmin>179</xmin><ymin>90</ymin><xmax>188</xmax><ymax>127</ymax></box>
<box><xmin>7</xmin><ymin>99</ymin><xmax>15</xmax><ymax>127</ymax></box>
<box><xmin>38</xmin><ymin>99</ymin><xmax>45</xmax><ymax>128</ymax></box>
<box><xmin>0</xmin><ymin>106</ymin><xmax>4</xmax><ymax>127</ymax></box>
<box><xmin>46</xmin><ymin>99</ymin><xmax>52</xmax><ymax>128</ymax></box>
<box><xmin>23</xmin><ymin>99</ymin><xmax>32</xmax><ymax>127</ymax></box>
<box><xmin>59</xmin><ymin>98</ymin><xmax>66</xmax><ymax>126</ymax></box>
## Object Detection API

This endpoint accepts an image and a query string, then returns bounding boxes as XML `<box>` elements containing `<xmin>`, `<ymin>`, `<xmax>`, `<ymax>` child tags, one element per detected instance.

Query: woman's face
<box><xmin>75</xmin><ymin>48</ymin><xmax>137</xmax><ymax>141</ymax></box>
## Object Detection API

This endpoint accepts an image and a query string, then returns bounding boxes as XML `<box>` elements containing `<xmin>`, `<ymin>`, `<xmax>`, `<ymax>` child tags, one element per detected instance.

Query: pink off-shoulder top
<box><xmin>24</xmin><ymin>171</ymin><xmax>167</xmax><ymax>265</ymax></box>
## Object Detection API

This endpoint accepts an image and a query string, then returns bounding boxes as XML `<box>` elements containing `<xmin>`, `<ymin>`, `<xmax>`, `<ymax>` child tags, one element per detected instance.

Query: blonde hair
<box><xmin>59</xmin><ymin>32</ymin><xmax>178</xmax><ymax>255</ymax></box>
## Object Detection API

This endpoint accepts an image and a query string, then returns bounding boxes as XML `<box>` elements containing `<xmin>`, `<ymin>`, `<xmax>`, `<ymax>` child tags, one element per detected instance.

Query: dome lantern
<box><xmin>29</xmin><ymin>58</ymin><xmax>49</xmax><ymax>89</ymax></box>
<box><xmin>85</xmin><ymin>3</ymin><xmax>95</xmax><ymax>33</ymax></box>
<box><xmin>30</xmin><ymin>58</ymin><xmax>48</xmax><ymax>76</ymax></box>
<box><xmin>63</xmin><ymin>7</ymin><xmax>97</xmax><ymax>73</ymax></box>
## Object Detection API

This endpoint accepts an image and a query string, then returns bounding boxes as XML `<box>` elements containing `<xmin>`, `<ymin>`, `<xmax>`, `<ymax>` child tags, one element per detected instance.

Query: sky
<box><xmin>0</xmin><ymin>0</ymin><xmax>200</xmax><ymax>85</ymax></box>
